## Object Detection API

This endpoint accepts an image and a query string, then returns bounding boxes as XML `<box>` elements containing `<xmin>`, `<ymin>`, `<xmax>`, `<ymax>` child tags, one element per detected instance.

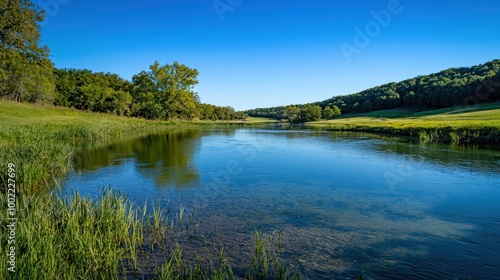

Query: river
<box><xmin>63</xmin><ymin>127</ymin><xmax>500</xmax><ymax>279</ymax></box>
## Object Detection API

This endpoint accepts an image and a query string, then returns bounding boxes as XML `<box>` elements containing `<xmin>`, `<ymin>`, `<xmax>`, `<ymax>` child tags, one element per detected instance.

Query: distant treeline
<box><xmin>0</xmin><ymin>0</ymin><xmax>246</xmax><ymax>121</ymax></box>
<box><xmin>246</xmin><ymin>60</ymin><xmax>500</xmax><ymax>119</ymax></box>
<box><xmin>245</xmin><ymin>104</ymin><xmax>341</xmax><ymax>123</ymax></box>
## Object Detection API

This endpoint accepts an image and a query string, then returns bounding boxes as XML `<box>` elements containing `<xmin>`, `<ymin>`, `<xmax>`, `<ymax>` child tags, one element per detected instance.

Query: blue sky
<box><xmin>40</xmin><ymin>0</ymin><xmax>500</xmax><ymax>111</ymax></box>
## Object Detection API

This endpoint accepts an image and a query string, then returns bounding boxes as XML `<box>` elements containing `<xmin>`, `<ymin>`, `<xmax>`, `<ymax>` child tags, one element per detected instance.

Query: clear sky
<box><xmin>40</xmin><ymin>0</ymin><xmax>500</xmax><ymax>111</ymax></box>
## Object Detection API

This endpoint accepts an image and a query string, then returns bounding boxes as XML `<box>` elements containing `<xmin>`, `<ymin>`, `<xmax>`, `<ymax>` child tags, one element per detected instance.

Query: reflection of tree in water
<box><xmin>135</xmin><ymin>129</ymin><xmax>201</xmax><ymax>188</ymax></box>
<box><xmin>73</xmin><ymin>129</ymin><xmax>202</xmax><ymax>188</ymax></box>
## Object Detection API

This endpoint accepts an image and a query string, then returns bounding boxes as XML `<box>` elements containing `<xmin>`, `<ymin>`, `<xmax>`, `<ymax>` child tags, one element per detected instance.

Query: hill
<box><xmin>245</xmin><ymin>59</ymin><xmax>500</xmax><ymax>118</ymax></box>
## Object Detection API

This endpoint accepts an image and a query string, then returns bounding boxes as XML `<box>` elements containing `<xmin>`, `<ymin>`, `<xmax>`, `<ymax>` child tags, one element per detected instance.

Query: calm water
<box><xmin>63</xmin><ymin>127</ymin><xmax>500</xmax><ymax>279</ymax></box>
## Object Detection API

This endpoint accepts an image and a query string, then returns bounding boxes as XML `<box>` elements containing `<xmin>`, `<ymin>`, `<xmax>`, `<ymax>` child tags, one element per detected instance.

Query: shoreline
<box><xmin>305</xmin><ymin>122</ymin><xmax>500</xmax><ymax>145</ymax></box>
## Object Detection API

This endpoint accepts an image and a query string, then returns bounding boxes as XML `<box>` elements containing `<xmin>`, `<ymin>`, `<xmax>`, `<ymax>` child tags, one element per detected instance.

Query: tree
<box><xmin>322</xmin><ymin>106</ymin><xmax>335</xmax><ymax>120</ymax></box>
<box><xmin>300</xmin><ymin>104</ymin><xmax>322</xmax><ymax>122</ymax></box>
<box><xmin>131</xmin><ymin>61</ymin><xmax>200</xmax><ymax>120</ymax></box>
<box><xmin>332</xmin><ymin>105</ymin><xmax>341</xmax><ymax>117</ymax></box>
<box><xmin>284</xmin><ymin>105</ymin><xmax>301</xmax><ymax>123</ymax></box>
<box><xmin>0</xmin><ymin>0</ymin><xmax>55</xmax><ymax>103</ymax></box>
<box><xmin>361</xmin><ymin>100</ymin><xmax>373</xmax><ymax>112</ymax></box>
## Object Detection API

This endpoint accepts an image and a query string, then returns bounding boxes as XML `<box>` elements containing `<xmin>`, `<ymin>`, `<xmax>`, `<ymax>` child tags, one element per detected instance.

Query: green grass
<box><xmin>0</xmin><ymin>189</ymin><xmax>145</xmax><ymax>280</ymax></box>
<box><xmin>0</xmin><ymin>100</ymin><xmax>176</xmax><ymax>194</ymax></box>
<box><xmin>308</xmin><ymin>101</ymin><xmax>500</xmax><ymax>144</ymax></box>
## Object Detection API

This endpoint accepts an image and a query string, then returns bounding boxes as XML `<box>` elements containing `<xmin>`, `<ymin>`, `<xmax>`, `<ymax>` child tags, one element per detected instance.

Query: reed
<box><xmin>0</xmin><ymin>189</ymin><xmax>144</xmax><ymax>280</ymax></box>
<box><xmin>247</xmin><ymin>230</ymin><xmax>302</xmax><ymax>280</ymax></box>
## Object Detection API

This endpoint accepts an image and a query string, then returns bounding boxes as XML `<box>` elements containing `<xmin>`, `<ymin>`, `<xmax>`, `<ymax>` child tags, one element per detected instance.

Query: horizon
<box><xmin>40</xmin><ymin>0</ymin><xmax>500</xmax><ymax>111</ymax></box>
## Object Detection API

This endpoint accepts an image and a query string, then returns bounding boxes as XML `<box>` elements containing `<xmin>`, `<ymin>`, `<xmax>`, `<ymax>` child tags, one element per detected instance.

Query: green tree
<box><xmin>322</xmin><ymin>106</ymin><xmax>335</xmax><ymax>120</ymax></box>
<box><xmin>300</xmin><ymin>104</ymin><xmax>322</xmax><ymax>122</ymax></box>
<box><xmin>284</xmin><ymin>105</ymin><xmax>301</xmax><ymax>123</ymax></box>
<box><xmin>131</xmin><ymin>61</ymin><xmax>200</xmax><ymax>120</ymax></box>
<box><xmin>0</xmin><ymin>0</ymin><xmax>55</xmax><ymax>103</ymax></box>
<box><xmin>332</xmin><ymin>105</ymin><xmax>341</xmax><ymax>117</ymax></box>
<box><xmin>361</xmin><ymin>100</ymin><xmax>373</xmax><ymax>112</ymax></box>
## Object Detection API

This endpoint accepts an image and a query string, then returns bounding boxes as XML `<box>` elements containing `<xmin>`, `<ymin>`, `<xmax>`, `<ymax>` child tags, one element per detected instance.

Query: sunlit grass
<box><xmin>0</xmin><ymin>189</ymin><xmax>145</xmax><ymax>280</ymax></box>
<box><xmin>308</xmin><ymin>101</ymin><xmax>500</xmax><ymax>144</ymax></box>
<box><xmin>0</xmin><ymin>100</ymin><xmax>174</xmax><ymax>194</ymax></box>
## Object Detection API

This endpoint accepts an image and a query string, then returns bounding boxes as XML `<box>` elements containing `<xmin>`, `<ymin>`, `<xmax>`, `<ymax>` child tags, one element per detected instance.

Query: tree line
<box><xmin>53</xmin><ymin>64</ymin><xmax>246</xmax><ymax>120</ymax></box>
<box><xmin>320</xmin><ymin>60</ymin><xmax>500</xmax><ymax>114</ymax></box>
<box><xmin>0</xmin><ymin>0</ymin><xmax>246</xmax><ymax>121</ymax></box>
<box><xmin>245</xmin><ymin>104</ymin><xmax>341</xmax><ymax>123</ymax></box>
<box><xmin>247</xmin><ymin>60</ymin><xmax>500</xmax><ymax>119</ymax></box>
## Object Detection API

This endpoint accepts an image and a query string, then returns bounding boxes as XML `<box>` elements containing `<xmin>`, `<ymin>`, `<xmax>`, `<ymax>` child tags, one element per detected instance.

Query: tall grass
<box><xmin>0</xmin><ymin>189</ymin><xmax>144</xmax><ymax>280</ymax></box>
<box><xmin>156</xmin><ymin>245</ymin><xmax>235</xmax><ymax>280</ymax></box>
<box><xmin>247</xmin><ymin>230</ymin><xmax>302</xmax><ymax>280</ymax></box>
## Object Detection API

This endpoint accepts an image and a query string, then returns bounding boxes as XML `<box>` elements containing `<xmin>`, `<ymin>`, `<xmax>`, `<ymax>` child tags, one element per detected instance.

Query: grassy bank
<box><xmin>0</xmin><ymin>100</ymin><xmax>176</xmax><ymax>194</ymax></box>
<box><xmin>307</xmin><ymin>102</ymin><xmax>500</xmax><ymax>144</ymax></box>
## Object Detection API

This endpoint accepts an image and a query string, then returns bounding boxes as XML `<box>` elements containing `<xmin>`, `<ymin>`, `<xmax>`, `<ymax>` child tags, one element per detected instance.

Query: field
<box><xmin>308</xmin><ymin>102</ymin><xmax>500</xmax><ymax>144</ymax></box>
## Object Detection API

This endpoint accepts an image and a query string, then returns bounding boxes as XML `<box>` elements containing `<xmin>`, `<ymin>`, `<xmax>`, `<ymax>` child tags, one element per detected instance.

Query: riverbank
<box><xmin>0</xmin><ymin>100</ymin><xmax>300</xmax><ymax>279</ymax></box>
<box><xmin>306</xmin><ymin>102</ymin><xmax>500</xmax><ymax>145</ymax></box>
<box><xmin>0</xmin><ymin>100</ymin><xmax>173</xmax><ymax>194</ymax></box>
<box><xmin>0</xmin><ymin>101</ymin><xmax>272</xmax><ymax>195</ymax></box>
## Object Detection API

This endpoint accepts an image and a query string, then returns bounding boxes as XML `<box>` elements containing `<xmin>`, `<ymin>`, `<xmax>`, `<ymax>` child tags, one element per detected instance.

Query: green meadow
<box><xmin>307</xmin><ymin>101</ymin><xmax>500</xmax><ymax>144</ymax></box>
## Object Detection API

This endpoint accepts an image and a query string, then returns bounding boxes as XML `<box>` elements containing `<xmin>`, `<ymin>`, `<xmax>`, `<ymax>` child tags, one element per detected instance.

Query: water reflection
<box><xmin>73</xmin><ymin>129</ymin><xmax>203</xmax><ymax>188</ymax></box>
